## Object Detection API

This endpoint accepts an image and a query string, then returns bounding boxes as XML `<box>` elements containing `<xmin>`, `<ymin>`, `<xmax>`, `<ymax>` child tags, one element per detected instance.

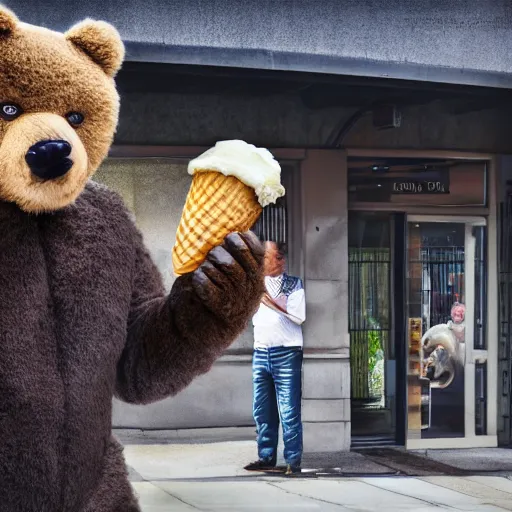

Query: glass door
<box><xmin>349</xmin><ymin>212</ymin><xmax>396</xmax><ymax>444</ymax></box>
<box><xmin>406</xmin><ymin>216</ymin><xmax>488</xmax><ymax>448</ymax></box>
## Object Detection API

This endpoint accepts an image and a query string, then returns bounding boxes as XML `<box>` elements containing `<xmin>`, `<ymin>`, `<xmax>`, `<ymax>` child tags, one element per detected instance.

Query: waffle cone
<box><xmin>172</xmin><ymin>171</ymin><xmax>263</xmax><ymax>275</ymax></box>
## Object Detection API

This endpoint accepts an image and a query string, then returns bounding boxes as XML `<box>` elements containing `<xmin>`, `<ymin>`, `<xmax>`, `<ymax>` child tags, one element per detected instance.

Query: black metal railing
<box><xmin>410</xmin><ymin>247</ymin><xmax>465</xmax><ymax>331</ymax></box>
<box><xmin>349</xmin><ymin>248</ymin><xmax>391</xmax><ymax>403</ymax></box>
<box><xmin>251</xmin><ymin>195</ymin><xmax>287</xmax><ymax>244</ymax></box>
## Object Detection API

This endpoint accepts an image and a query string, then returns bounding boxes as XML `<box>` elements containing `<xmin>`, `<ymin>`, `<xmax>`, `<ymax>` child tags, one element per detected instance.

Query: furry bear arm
<box><xmin>115</xmin><ymin>225</ymin><xmax>264</xmax><ymax>405</ymax></box>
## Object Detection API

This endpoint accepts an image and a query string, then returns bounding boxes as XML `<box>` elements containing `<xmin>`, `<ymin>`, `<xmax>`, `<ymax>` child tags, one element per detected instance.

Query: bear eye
<box><xmin>0</xmin><ymin>103</ymin><xmax>22</xmax><ymax>121</ymax></box>
<box><xmin>66</xmin><ymin>112</ymin><xmax>85</xmax><ymax>127</ymax></box>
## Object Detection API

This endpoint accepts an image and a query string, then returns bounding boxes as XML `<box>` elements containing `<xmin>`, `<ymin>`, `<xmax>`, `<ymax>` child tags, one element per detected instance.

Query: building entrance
<box><xmin>349</xmin><ymin>212</ymin><xmax>488</xmax><ymax>448</ymax></box>
<box><xmin>348</xmin><ymin>152</ymin><xmax>494</xmax><ymax>449</ymax></box>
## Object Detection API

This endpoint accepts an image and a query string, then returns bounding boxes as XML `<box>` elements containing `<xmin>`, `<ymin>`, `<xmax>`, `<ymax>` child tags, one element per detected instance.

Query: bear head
<box><xmin>0</xmin><ymin>6</ymin><xmax>124</xmax><ymax>213</ymax></box>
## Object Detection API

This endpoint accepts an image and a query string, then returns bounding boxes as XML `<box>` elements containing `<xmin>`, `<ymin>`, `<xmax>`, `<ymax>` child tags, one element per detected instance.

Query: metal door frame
<box><xmin>406</xmin><ymin>215</ymin><xmax>496</xmax><ymax>449</ymax></box>
<box><xmin>498</xmin><ymin>175</ymin><xmax>512</xmax><ymax>446</ymax></box>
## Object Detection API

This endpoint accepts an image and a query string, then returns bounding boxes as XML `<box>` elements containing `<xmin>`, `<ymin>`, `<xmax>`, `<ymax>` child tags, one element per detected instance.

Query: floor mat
<box><xmin>354</xmin><ymin>448</ymin><xmax>472</xmax><ymax>476</ymax></box>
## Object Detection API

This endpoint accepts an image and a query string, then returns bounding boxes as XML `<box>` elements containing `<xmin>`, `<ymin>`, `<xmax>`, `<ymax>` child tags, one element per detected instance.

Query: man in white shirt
<box><xmin>244</xmin><ymin>241</ymin><xmax>305</xmax><ymax>476</ymax></box>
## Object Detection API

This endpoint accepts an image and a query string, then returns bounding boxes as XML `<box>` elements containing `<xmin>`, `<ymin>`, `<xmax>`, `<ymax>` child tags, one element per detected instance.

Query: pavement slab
<box><xmin>273</xmin><ymin>479</ymin><xmax>437</xmax><ymax>510</ymax></box>
<box><xmin>123</xmin><ymin>441</ymin><xmax>256</xmax><ymax>480</ymax></box>
<box><xmin>464</xmin><ymin>475</ymin><xmax>512</xmax><ymax>494</ymax></box>
<box><xmin>155</xmin><ymin>481</ymin><xmax>348</xmax><ymax>511</ymax></box>
<box><xmin>131</xmin><ymin>482</ymin><xmax>198</xmax><ymax>511</ymax></box>
<box><xmin>364</xmin><ymin>476</ymin><xmax>511</xmax><ymax>511</ymax></box>
<box><xmin>420</xmin><ymin>476</ymin><xmax>512</xmax><ymax>511</ymax></box>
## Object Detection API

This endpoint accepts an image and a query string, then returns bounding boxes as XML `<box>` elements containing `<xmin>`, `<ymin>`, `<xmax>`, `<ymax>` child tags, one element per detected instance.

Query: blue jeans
<box><xmin>252</xmin><ymin>346</ymin><xmax>303</xmax><ymax>467</ymax></box>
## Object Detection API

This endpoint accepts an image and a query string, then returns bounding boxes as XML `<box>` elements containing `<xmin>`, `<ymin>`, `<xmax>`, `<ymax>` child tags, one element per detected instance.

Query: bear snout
<box><xmin>25</xmin><ymin>140</ymin><xmax>73</xmax><ymax>180</ymax></box>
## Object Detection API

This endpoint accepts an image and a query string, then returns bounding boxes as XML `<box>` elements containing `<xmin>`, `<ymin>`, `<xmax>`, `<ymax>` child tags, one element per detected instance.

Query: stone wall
<box><xmin>300</xmin><ymin>150</ymin><xmax>350</xmax><ymax>451</ymax></box>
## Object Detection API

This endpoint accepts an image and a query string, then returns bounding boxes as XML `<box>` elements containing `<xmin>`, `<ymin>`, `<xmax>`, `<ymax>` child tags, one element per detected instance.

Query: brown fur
<box><xmin>0</xmin><ymin>7</ymin><xmax>265</xmax><ymax>512</ymax></box>
<box><xmin>0</xmin><ymin>7</ymin><xmax>122</xmax><ymax>212</ymax></box>
<box><xmin>65</xmin><ymin>19</ymin><xmax>125</xmax><ymax>78</ymax></box>
<box><xmin>0</xmin><ymin>182</ymin><xmax>264</xmax><ymax>511</ymax></box>
<box><xmin>0</xmin><ymin>4</ymin><xmax>16</xmax><ymax>32</ymax></box>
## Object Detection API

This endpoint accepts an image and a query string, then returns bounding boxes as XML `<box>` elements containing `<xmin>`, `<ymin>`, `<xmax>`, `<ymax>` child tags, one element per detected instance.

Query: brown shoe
<box><xmin>284</xmin><ymin>464</ymin><xmax>301</xmax><ymax>476</ymax></box>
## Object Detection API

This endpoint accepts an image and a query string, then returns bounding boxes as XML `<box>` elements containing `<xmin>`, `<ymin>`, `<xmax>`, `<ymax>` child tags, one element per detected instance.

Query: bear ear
<box><xmin>0</xmin><ymin>5</ymin><xmax>18</xmax><ymax>36</ymax></box>
<box><xmin>65</xmin><ymin>19</ymin><xmax>125</xmax><ymax>77</ymax></box>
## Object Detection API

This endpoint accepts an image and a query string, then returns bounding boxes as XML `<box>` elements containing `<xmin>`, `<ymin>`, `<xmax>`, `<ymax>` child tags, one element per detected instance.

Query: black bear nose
<box><xmin>25</xmin><ymin>140</ymin><xmax>73</xmax><ymax>180</ymax></box>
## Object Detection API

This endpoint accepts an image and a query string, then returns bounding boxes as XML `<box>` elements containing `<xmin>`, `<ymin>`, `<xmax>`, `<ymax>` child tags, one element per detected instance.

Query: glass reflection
<box><xmin>407</xmin><ymin>222</ymin><xmax>466</xmax><ymax>439</ymax></box>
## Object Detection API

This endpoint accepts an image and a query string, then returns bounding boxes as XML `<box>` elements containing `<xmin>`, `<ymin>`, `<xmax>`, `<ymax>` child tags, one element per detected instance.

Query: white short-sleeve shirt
<box><xmin>252</xmin><ymin>273</ymin><xmax>306</xmax><ymax>349</ymax></box>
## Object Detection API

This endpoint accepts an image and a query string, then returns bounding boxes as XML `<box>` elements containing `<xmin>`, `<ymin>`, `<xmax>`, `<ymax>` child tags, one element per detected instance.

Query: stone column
<box><xmin>300</xmin><ymin>149</ymin><xmax>351</xmax><ymax>452</ymax></box>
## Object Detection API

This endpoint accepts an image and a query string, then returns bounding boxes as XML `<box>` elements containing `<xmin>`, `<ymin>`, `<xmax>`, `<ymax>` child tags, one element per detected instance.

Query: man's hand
<box><xmin>274</xmin><ymin>294</ymin><xmax>288</xmax><ymax>310</ymax></box>
<box><xmin>261</xmin><ymin>292</ymin><xmax>286</xmax><ymax>312</ymax></box>
<box><xmin>261</xmin><ymin>291</ymin><xmax>302</xmax><ymax>325</ymax></box>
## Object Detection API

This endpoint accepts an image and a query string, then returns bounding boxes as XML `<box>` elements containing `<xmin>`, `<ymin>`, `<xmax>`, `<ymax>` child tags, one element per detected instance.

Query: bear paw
<box><xmin>191</xmin><ymin>231</ymin><xmax>265</xmax><ymax>322</ymax></box>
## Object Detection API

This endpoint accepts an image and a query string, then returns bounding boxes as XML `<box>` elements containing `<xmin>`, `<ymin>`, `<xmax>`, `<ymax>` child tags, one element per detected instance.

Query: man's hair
<box><xmin>265</xmin><ymin>240</ymin><xmax>287</xmax><ymax>257</ymax></box>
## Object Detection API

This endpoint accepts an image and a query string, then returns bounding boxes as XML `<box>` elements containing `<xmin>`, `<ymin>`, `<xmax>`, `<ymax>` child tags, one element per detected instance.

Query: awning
<box><xmin>7</xmin><ymin>0</ymin><xmax>512</xmax><ymax>89</ymax></box>
<box><xmin>124</xmin><ymin>42</ymin><xmax>512</xmax><ymax>89</ymax></box>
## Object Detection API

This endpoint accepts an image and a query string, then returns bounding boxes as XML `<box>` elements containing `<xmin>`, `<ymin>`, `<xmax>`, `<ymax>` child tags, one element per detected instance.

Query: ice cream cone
<box><xmin>172</xmin><ymin>140</ymin><xmax>285</xmax><ymax>275</ymax></box>
<box><xmin>172</xmin><ymin>171</ymin><xmax>262</xmax><ymax>275</ymax></box>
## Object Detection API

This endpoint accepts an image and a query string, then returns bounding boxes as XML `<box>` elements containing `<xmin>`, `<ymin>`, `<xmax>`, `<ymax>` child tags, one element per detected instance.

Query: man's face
<box><xmin>451</xmin><ymin>305</ymin><xmax>465</xmax><ymax>324</ymax></box>
<box><xmin>264</xmin><ymin>242</ymin><xmax>286</xmax><ymax>277</ymax></box>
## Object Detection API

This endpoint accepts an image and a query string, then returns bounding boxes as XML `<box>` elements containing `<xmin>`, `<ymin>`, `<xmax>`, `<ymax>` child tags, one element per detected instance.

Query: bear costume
<box><xmin>0</xmin><ymin>6</ymin><xmax>264</xmax><ymax>511</ymax></box>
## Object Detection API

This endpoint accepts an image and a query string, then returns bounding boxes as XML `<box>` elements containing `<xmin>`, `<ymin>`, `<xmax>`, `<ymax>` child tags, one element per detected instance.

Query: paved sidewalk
<box><xmin>131</xmin><ymin>477</ymin><xmax>512</xmax><ymax>512</ymax></box>
<box><xmin>123</xmin><ymin>440</ymin><xmax>512</xmax><ymax>511</ymax></box>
